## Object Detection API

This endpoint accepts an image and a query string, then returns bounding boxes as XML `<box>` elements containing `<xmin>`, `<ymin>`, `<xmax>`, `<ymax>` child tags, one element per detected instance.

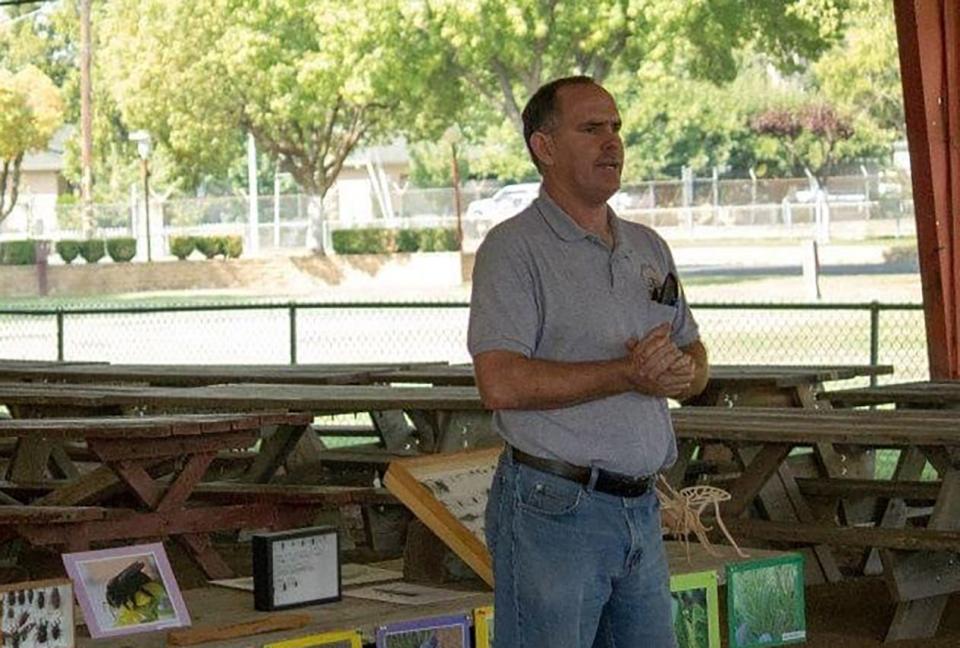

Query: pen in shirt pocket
<box><xmin>653</xmin><ymin>272</ymin><xmax>679</xmax><ymax>306</ymax></box>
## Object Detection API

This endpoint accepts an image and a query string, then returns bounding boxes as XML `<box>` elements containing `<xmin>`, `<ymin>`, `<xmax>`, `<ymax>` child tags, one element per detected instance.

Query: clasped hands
<box><xmin>624</xmin><ymin>323</ymin><xmax>694</xmax><ymax>398</ymax></box>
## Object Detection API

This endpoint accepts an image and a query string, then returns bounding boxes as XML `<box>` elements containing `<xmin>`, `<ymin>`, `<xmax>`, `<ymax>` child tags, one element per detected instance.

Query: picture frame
<box><xmin>375</xmin><ymin>612</ymin><xmax>471</xmax><ymax>648</ymax></box>
<box><xmin>384</xmin><ymin>446</ymin><xmax>501</xmax><ymax>586</ymax></box>
<box><xmin>62</xmin><ymin>542</ymin><xmax>190</xmax><ymax>639</ymax></box>
<box><xmin>726</xmin><ymin>553</ymin><xmax>806</xmax><ymax>648</ymax></box>
<box><xmin>670</xmin><ymin>570</ymin><xmax>720</xmax><ymax>648</ymax></box>
<box><xmin>473</xmin><ymin>605</ymin><xmax>494</xmax><ymax>648</ymax></box>
<box><xmin>0</xmin><ymin>578</ymin><xmax>75</xmax><ymax>648</ymax></box>
<box><xmin>261</xmin><ymin>629</ymin><xmax>362</xmax><ymax>648</ymax></box>
<box><xmin>252</xmin><ymin>525</ymin><xmax>340</xmax><ymax>612</ymax></box>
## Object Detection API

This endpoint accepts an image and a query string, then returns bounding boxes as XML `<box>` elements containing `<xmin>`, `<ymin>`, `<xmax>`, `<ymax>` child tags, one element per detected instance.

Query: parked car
<box><xmin>466</xmin><ymin>183</ymin><xmax>633</xmax><ymax>221</ymax></box>
<box><xmin>465</xmin><ymin>183</ymin><xmax>541</xmax><ymax>221</ymax></box>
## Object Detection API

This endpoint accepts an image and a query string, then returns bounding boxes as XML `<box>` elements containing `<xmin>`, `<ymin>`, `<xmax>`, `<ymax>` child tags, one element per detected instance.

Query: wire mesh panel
<box><xmin>296</xmin><ymin>305</ymin><xmax>471</xmax><ymax>364</ymax></box>
<box><xmin>693</xmin><ymin>306</ymin><xmax>872</xmax><ymax>366</ymax></box>
<box><xmin>877</xmin><ymin>308</ymin><xmax>928</xmax><ymax>381</ymax></box>
<box><xmin>0</xmin><ymin>313</ymin><xmax>58</xmax><ymax>360</ymax></box>
<box><xmin>61</xmin><ymin>307</ymin><xmax>290</xmax><ymax>363</ymax></box>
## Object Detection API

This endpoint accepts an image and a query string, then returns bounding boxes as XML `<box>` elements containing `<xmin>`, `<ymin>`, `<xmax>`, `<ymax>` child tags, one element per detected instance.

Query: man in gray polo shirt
<box><xmin>468</xmin><ymin>76</ymin><xmax>709</xmax><ymax>648</ymax></box>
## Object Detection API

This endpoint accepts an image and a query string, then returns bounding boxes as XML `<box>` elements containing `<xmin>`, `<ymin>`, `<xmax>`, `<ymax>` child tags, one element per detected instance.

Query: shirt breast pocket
<box><xmin>643</xmin><ymin>302</ymin><xmax>679</xmax><ymax>335</ymax></box>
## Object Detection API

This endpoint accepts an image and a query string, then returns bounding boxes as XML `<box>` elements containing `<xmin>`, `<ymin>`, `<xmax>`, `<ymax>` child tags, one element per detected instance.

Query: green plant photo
<box><xmin>670</xmin><ymin>571</ymin><xmax>720</xmax><ymax>648</ymax></box>
<box><xmin>727</xmin><ymin>554</ymin><xmax>806</xmax><ymax>648</ymax></box>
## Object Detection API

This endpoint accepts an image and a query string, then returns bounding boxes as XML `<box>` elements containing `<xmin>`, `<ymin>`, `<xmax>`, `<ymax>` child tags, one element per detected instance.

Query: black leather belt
<box><xmin>511</xmin><ymin>447</ymin><xmax>654</xmax><ymax>498</ymax></box>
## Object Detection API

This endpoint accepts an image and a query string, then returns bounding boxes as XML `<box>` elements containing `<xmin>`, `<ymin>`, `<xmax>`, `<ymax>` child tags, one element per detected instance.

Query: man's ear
<box><xmin>530</xmin><ymin>131</ymin><xmax>554</xmax><ymax>168</ymax></box>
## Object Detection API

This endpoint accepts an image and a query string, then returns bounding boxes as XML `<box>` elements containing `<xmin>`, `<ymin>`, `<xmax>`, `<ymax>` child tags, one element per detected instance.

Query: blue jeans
<box><xmin>486</xmin><ymin>450</ymin><xmax>677</xmax><ymax>648</ymax></box>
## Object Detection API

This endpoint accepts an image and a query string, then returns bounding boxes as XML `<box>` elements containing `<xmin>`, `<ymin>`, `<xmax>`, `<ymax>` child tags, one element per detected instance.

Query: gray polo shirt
<box><xmin>467</xmin><ymin>189</ymin><xmax>699</xmax><ymax>476</ymax></box>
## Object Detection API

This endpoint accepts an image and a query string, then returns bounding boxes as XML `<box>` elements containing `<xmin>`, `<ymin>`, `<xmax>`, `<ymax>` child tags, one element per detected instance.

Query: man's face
<box><xmin>540</xmin><ymin>83</ymin><xmax>624</xmax><ymax>203</ymax></box>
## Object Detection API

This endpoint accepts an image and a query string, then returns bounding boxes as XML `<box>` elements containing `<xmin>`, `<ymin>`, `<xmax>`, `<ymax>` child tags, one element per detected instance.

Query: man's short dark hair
<box><xmin>522</xmin><ymin>75</ymin><xmax>596</xmax><ymax>172</ymax></box>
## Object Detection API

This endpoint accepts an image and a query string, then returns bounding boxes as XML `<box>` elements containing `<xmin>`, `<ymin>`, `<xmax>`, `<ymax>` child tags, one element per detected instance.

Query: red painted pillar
<box><xmin>895</xmin><ymin>0</ymin><xmax>960</xmax><ymax>378</ymax></box>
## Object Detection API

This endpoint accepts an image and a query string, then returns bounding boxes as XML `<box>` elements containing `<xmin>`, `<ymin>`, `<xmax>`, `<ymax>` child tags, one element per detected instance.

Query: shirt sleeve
<box><xmin>658</xmin><ymin>237</ymin><xmax>700</xmax><ymax>349</ymax></box>
<box><xmin>467</xmin><ymin>228</ymin><xmax>541</xmax><ymax>358</ymax></box>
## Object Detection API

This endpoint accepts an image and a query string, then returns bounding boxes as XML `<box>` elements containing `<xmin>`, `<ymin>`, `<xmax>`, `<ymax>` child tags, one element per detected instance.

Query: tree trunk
<box><xmin>307</xmin><ymin>192</ymin><xmax>329</xmax><ymax>255</ymax></box>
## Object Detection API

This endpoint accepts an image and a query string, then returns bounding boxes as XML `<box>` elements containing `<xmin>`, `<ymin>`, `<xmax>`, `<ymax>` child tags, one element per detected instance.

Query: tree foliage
<box><xmin>0</xmin><ymin>65</ymin><xmax>64</xmax><ymax>222</ymax></box>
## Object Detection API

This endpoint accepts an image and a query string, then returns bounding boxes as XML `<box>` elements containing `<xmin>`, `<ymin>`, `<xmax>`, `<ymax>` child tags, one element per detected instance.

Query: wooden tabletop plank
<box><xmin>370</xmin><ymin>364</ymin><xmax>894</xmax><ymax>387</ymax></box>
<box><xmin>0</xmin><ymin>361</ymin><xmax>448</xmax><ymax>387</ymax></box>
<box><xmin>0</xmin><ymin>381</ymin><xmax>487</xmax><ymax>412</ymax></box>
<box><xmin>0</xmin><ymin>413</ymin><xmax>306</xmax><ymax>439</ymax></box>
<box><xmin>823</xmin><ymin>380</ymin><xmax>960</xmax><ymax>407</ymax></box>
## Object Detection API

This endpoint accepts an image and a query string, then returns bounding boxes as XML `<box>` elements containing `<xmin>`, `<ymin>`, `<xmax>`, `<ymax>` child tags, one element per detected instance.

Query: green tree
<box><xmin>750</xmin><ymin>101</ymin><xmax>854</xmax><ymax>189</ymax></box>
<box><xmin>100</xmin><ymin>0</ymin><xmax>453</xmax><ymax>252</ymax></box>
<box><xmin>405</xmin><ymin>0</ymin><xmax>849</xmax><ymax>137</ymax></box>
<box><xmin>0</xmin><ymin>65</ymin><xmax>64</xmax><ymax>222</ymax></box>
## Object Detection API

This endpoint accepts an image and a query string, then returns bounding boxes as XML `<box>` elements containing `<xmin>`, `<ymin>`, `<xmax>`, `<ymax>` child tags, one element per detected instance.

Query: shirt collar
<box><xmin>536</xmin><ymin>187</ymin><xmax>635</xmax><ymax>257</ymax></box>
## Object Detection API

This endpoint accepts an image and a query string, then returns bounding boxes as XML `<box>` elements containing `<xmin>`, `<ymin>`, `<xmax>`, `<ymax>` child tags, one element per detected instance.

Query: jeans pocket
<box><xmin>516</xmin><ymin>467</ymin><xmax>584</xmax><ymax>516</ymax></box>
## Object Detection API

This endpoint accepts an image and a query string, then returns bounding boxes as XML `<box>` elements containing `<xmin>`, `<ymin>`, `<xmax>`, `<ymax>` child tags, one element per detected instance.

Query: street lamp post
<box><xmin>129</xmin><ymin>131</ymin><xmax>153</xmax><ymax>261</ymax></box>
<box><xmin>441</xmin><ymin>125</ymin><xmax>464</xmax><ymax>250</ymax></box>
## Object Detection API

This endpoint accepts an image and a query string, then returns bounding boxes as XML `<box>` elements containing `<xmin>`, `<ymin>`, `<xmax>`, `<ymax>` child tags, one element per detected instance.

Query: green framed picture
<box><xmin>726</xmin><ymin>554</ymin><xmax>806</xmax><ymax>647</ymax></box>
<box><xmin>670</xmin><ymin>570</ymin><xmax>720</xmax><ymax>648</ymax></box>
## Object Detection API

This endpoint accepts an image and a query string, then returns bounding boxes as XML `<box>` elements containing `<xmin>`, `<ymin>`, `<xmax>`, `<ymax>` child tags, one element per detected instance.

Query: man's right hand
<box><xmin>624</xmin><ymin>323</ymin><xmax>694</xmax><ymax>398</ymax></box>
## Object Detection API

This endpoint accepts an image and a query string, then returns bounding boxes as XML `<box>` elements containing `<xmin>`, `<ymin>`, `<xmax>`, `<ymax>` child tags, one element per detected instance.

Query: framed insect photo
<box><xmin>62</xmin><ymin>542</ymin><xmax>190</xmax><ymax>639</ymax></box>
<box><xmin>670</xmin><ymin>571</ymin><xmax>720</xmax><ymax>648</ymax></box>
<box><xmin>252</xmin><ymin>525</ymin><xmax>340</xmax><ymax>612</ymax></box>
<box><xmin>375</xmin><ymin>613</ymin><xmax>471</xmax><ymax>648</ymax></box>
<box><xmin>0</xmin><ymin>578</ymin><xmax>74</xmax><ymax>648</ymax></box>
<box><xmin>726</xmin><ymin>553</ymin><xmax>806</xmax><ymax>648</ymax></box>
<box><xmin>473</xmin><ymin>606</ymin><xmax>494</xmax><ymax>648</ymax></box>
<box><xmin>261</xmin><ymin>628</ymin><xmax>362</xmax><ymax>648</ymax></box>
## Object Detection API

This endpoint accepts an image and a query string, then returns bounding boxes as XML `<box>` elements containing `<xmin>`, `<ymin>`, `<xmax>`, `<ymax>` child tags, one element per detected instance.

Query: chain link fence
<box><xmin>0</xmin><ymin>302</ymin><xmax>928</xmax><ymax>382</ymax></box>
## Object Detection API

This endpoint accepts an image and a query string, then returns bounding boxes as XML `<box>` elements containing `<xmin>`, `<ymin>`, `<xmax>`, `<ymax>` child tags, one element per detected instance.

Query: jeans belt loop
<box><xmin>586</xmin><ymin>466</ymin><xmax>600</xmax><ymax>493</ymax></box>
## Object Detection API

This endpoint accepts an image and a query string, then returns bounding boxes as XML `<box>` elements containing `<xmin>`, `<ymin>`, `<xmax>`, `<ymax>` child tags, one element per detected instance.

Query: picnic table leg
<box><xmin>863</xmin><ymin>447</ymin><xmax>927</xmax><ymax>575</ymax></box>
<box><xmin>243</xmin><ymin>422</ymin><xmax>310</xmax><ymax>483</ymax></box>
<box><xmin>881</xmin><ymin>464</ymin><xmax>960</xmax><ymax>641</ymax></box>
<box><xmin>178</xmin><ymin>533</ymin><xmax>233</xmax><ymax>580</ymax></box>
<box><xmin>6</xmin><ymin>438</ymin><xmax>53</xmax><ymax>481</ymax></box>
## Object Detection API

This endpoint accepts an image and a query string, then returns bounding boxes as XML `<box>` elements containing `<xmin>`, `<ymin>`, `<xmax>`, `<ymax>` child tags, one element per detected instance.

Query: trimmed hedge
<box><xmin>78</xmin><ymin>239</ymin><xmax>106</xmax><ymax>264</ymax></box>
<box><xmin>56</xmin><ymin>240</ymin><xmax>81</xmax><ymax>264</ymax></box>
<box><xmin>170</xmin><ymin>236</ymin><xmax>195</xmax><ymax>260</ymax></box>
<box><xmin>194</xmin><ymin>236</ymin><xmax>221</xmax><ymax>259</ymax></box>
<box><xmin>221</xmin><ymin>235</ymin><xmax>243</xmax><ymax>259</ymax></box>
<box><xmin>106</xmin><ymin>238</ymin><xmax>137</xmax><ymax>262</ymax></box>
<box><xmin>0</xmin><ymin>240</ymin><xmax>38</xmax><ymax>265</ymax></box>
<box><xmin>332</xmin><ymin>227</ymin><xmax>459</xmax><ymax>254</ymax></box>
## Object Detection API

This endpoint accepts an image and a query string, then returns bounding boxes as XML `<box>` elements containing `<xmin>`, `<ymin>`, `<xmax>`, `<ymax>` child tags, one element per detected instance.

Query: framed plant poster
<box><xmin>0</xmin><ymin>578</ymin><xmax>75</xmax><ymax>647</ymax></box>
<box><xmin>670</xmin><ymin>571</ymin><xmax>720</xmax><ymax>648</ymax></box>
<box><xmin>375</xmin><ymin>613</ymin><xmax>471</xmax><ymax>648</ymax></box>
<box><xmin>252</xmin><ymin>525</ymin><xmax>340</xmax><ymax>612</ymax></box>
<box><xmin>62</xmin><ymin>542</ymin><xmax>190</xmax><ymax>639</ymax></box>
<box><xmin>726</xmin><ymin>554</ymin><xmax>806</xmax><ymax>648</ymax></box>
<box><xmin>262</xmin><ymin>629</ymin><xmax>362</xmax><ymax>648</ymax></box>
<box><xmin>473</xmin><ymin>605</ymin><xmax>494</xmax><ymax>648</ymax></box>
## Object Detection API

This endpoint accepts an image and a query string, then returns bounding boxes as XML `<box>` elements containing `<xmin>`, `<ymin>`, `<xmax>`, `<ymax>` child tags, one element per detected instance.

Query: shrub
<box><xmin>194</xmin><ymin>236</ymin><xmax>221</xmax><ymax>259</ymax></box>
<box><xmin>396</xmin><ymin>229</ymin><xmax>420</xmax><ymax>253</ymax></box>
<box><xmin>78</xmin><ymin>239</ymin><xmax>106</xmax><ymax>264</ymax></box>
<box><xmin>169</xmin><ymin>236</ymin><xmax>195</xmax><ymax>260</ymax></box>
<box><xmin>419</xmin><ymin>227</ymin><xmax>460</xmax><ymax>252</ymax></box>
<box><xmin>221</xmin><ymin>235</ymin><xmax>243</xmax><ymax>259</ymax></box>
<box><xmin>332</xmin><ymin>228</ymin><xmax>395</xmax><ymax>254</ymax></box>
<box><xmin>106</xmin><ymin>237</ymin><xmax>137</xmax><ymax>262</ymax></box>
<box><xmin>0</xmin><ymin>240</ymin><xmax>37</xmax><ymax>265</ymax></box>
<box><xmin>55</xmin><ymin>240</ymin><xmax>81</xmax><ymax>264</ymax></box>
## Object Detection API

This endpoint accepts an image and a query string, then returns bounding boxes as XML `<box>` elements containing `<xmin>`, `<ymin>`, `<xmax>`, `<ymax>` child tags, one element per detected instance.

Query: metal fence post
<box><xmin>869</xmin><ymin>301</ymin><xmax>880</xmax><ymax>386</ymax></box>
<box><xmin>56</xmin><ymin>311</ymin><xmax>65</xmax><ymax>361</ymax></box>
<box><xmin>289</xmin><ymin>304</ymin><xmax>298</xmax><ymax>365</ymax></box>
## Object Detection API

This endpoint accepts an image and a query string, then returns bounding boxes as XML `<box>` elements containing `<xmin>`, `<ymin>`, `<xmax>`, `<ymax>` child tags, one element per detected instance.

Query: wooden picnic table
<box><xmin>671</xmin><ymin>406</ymin><xmax>960</xmax><ymax>642</ymax></box>
<box><xmin>0</xmin><ymin>381</ymin><xmax>492</xmax><ymax>480</ymax></box>
<box><xmin>822</xmin><ymin>380</ymin><xmax>960</xmax><ymax>408</ymax></box>
<box><xmin>0</xmin><ymin>413</ymin><xmax>315</xmax><ymax>579</ymax></box>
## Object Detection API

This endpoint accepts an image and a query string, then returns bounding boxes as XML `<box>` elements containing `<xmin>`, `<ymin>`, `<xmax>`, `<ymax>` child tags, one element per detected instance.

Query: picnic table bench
<box><xmin>671</xmin><ymin>406</ymin><xmax>960</xmax><ymax>641</ymax></box>
<box><xmin>822</xmin><ymin>379</ymin><xmax>960</xmax><ymax>408</ymax></box>
<box><xmin>0</xmin><ymin>412</ymin><xmax>346</xmax><ymax>579</ymax></box>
